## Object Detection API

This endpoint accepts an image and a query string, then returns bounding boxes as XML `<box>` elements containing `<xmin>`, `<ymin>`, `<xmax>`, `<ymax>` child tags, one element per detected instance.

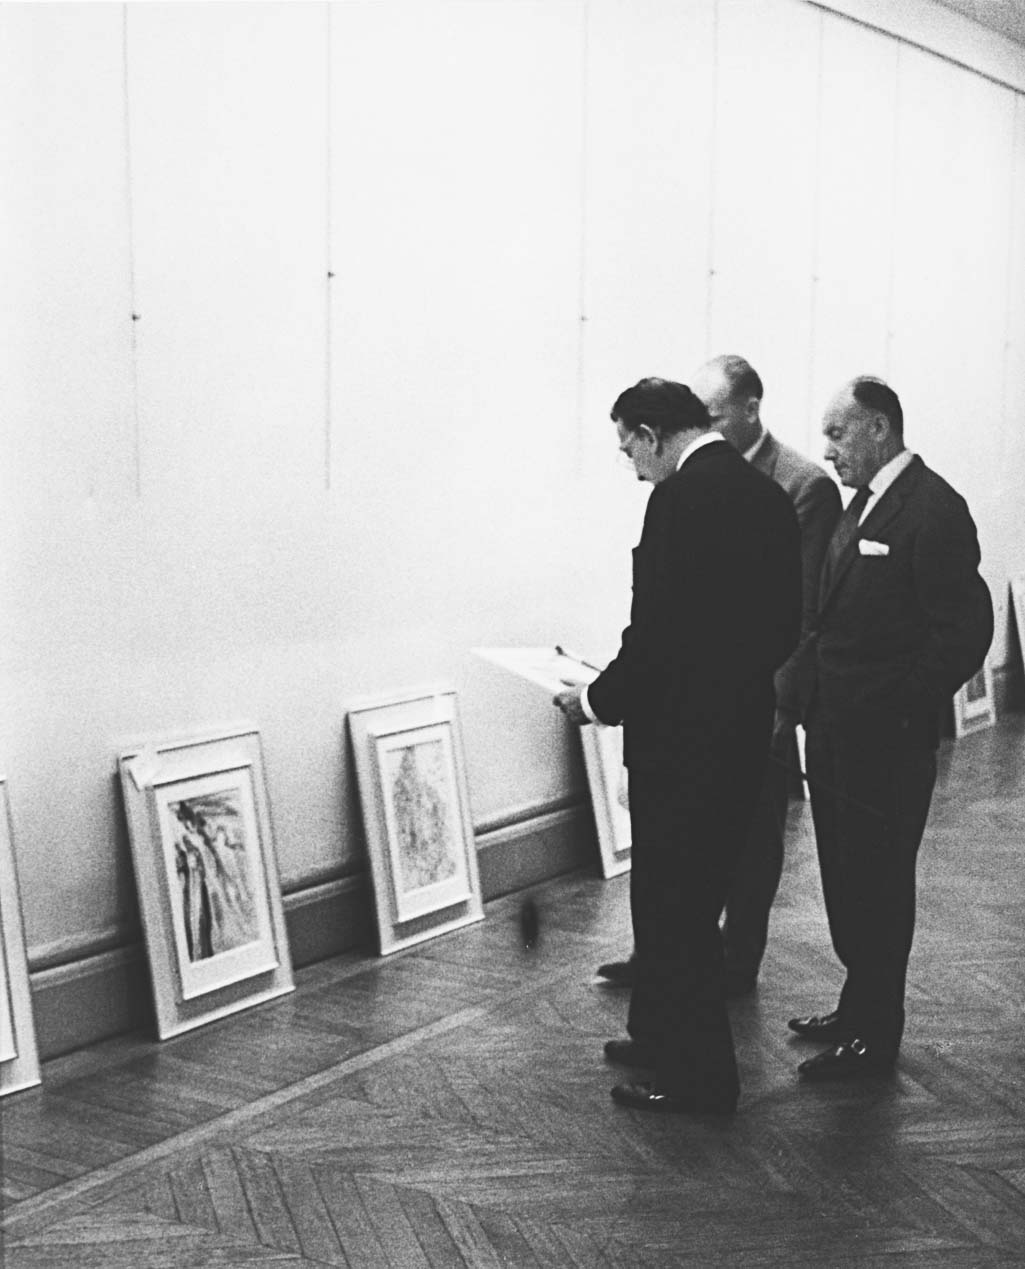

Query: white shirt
<box><xmin>579</xmin><ymin>431</ymin><xmax>726</xmax><ymax>725</ymax></box>
<box><xmin>859</xmin><ymin>449</ymin><xmax>915</xmax><ymax>523</ymax></box>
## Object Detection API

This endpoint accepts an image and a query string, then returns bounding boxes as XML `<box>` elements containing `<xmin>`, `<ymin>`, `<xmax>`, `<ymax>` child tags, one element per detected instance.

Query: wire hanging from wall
<box><xmin>122</xmin><ymin>3</ymin><xmax>143</xmax><ymax>499</ymax></box>
<box><xmin>703</xmin><ymin>0</ymin><xmax>720</xmax><ymax>360</ymax></box>
<box><xmin>573</xmin><ymin>0</ymin><xmax>590</xmax><ymax>478</ymax></box>
<box><xmin>324</xmin><ymin>1</ymin><xmax>334</xmax><ymax>493</ymax></box>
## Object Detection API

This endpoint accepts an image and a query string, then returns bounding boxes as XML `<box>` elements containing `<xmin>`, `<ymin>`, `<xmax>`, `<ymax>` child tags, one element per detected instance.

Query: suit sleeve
<box><xmin>898</xmin><ymin>491</ymin><xmax>993</xmax><ymax>716</ymax></box>
<box><xmin>775</xmin><ymin>473</ymin><xmax>842</xmax><ymax>719</ymax></box>
<box><xmin>585</xmin><ymin>488</ymin><xmax>666</xmax><ymax>728</ymax></box>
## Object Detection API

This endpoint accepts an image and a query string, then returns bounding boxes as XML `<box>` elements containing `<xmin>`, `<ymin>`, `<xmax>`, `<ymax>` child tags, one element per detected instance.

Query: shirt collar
<box><xmin>676</xmin><ymin>430</ymin><xmax>725</xmax><ymax>471</ymax></box>
<box><xmin>866</xmin><ymin>448</ymin><xmax>914</xmax><ymax>501</ymax></box>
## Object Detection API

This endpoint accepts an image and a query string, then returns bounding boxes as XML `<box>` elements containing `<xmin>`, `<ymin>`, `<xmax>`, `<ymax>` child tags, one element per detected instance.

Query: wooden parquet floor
<box><xmin>3</xmin><ymin>717</ymin><xmax>1025</xmax><ymax>1266</ymax></box>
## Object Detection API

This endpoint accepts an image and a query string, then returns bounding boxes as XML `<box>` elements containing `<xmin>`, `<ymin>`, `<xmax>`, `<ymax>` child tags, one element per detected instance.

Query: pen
<box><xmin>554</xmin><ymin>645</ymin><xmax>601</xmax><ymax>673</ymax></box>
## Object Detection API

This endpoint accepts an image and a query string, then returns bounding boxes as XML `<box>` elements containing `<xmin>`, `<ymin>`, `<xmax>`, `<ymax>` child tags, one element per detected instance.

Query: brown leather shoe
<box><xmin>611</xmin><ymin>1081</ymin><xmax>736</xmax><ymax>1115</ymax></box>
<box><xmin>787</xmin><ymin>1009</ymin><xmax>845</xmax><ymax>1039</ymax></box>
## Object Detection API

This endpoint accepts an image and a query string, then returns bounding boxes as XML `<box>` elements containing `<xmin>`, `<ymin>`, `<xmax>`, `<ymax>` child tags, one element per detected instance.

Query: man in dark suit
<box><xmin>596</xmin><ymin>356</ymin><xmax>842</xmax><ymax>995</ymax></box>
<box><xmin>556</xmin><ymin>378</ymin><xmax>802</xmax><ymax>1114</ymax></box>
<box><xmin>790</xmin><ymin>377</ymin><xmax>993</xmax><ymax>1079</ymax></box>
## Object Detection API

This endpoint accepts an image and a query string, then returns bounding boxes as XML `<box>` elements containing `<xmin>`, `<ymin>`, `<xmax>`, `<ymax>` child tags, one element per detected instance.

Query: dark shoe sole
<box><xmin>611</xmin><ymin>1082</ymin><xmax>736</xmax><ymax>1115</ymax></box>
<box><xmin>798</xmin><ymin>1058</ymin><xmax>895</xmax><ymax>1081</ymax></box>
<box><xmin>597</xmin><ymin>963</ymin><xmax>636</xmax><ymax>987</ymax></box>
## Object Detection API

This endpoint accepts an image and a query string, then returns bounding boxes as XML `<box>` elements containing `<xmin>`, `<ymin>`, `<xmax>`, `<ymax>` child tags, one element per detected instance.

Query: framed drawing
<box><xmin>0</xmin><ymin>779</ymin><xmax>41</xmax><ymax>1096</ymax></box>
<box><xmin>474</xmin><ymin>646</ymin><xmax>631</xmax><ymax>878</ymax></box>
<box><xmin>1011</xmin><ymin>575</ymin><xmax>1025</xmax><ymax>665</ymax></box>
<box><xmin>119</xmin><ymin>728</ymin><xmax>294</xmax><ymax>1039</ymax></box>
<box><xmin>953</xmin><ymin>659</ymin><xmax>996</xmax><ymax>738</ymax></box>
<box><xmin>347</xmin><ymin>686</ymin><xmax>483</xmax><ymax>954</ymax></box>
<box><xmin>580</xmin><ymin>726</ymin><xmax>631</xmax><ymax>878</ymax></box>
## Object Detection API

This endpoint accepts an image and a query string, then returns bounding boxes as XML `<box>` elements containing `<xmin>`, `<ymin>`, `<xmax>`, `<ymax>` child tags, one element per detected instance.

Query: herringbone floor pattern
<box><xmin>2</xmin><ymin>718</ymin><xmax>1024</xmax><ymax>1266</ymax></box>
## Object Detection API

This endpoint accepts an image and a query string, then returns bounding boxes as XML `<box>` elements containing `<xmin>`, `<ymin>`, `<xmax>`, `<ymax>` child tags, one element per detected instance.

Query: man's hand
<box><xmin>554</xmin><ymin>684</ymin><xmax>591</xmax><ymax>726</ymax></box>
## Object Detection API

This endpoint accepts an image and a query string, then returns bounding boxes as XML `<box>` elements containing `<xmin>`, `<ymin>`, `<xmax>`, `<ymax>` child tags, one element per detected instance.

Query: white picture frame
<box><xmin>0</xmin><ymin>779</ymin><xmax>41</xmax><ymax>1097</ymax></box>
<box><xmin>953</xmin><ymin>659</ymin><xmax>996</xmax><ymax>738</ymax></box>
<box><xmin>474</xmin><ymin>647</ymin><xmax>631</xmax><ymax>878</ymax></box>
<box><xmin>1011</xmin><ymin>575</ymin><xmax>1025</xmax><ymax>670</ymax></box>
<box><xmin>347</xmin><ymin>686</ymin><xmax>483</xmax><ymax>955</ymax></box>
<box><xmin>581</xmin><ymin>726</ymin><xmax>631</xmax><ymax>878</ymax></box>
<box><xmin>118</xmin><ymin>728</ymin><xmax>294</xmax><ymax>1039</ymax></box>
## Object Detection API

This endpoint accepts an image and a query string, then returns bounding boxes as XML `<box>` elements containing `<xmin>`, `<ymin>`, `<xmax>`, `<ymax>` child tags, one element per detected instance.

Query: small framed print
<box><xmin>474</xmin><ymin>647</ymin><xmax>631</xmax><ymax>879</ymax></box>
<box><xmin>348</xmin><ymin>686</ymin><xmax>483</xmax><ymax>955</ymax></box>
<box><xmin>1011</xmin><ymin>576</ymin><xmax>1025</xmax><ymax>666</ymax></box>
<box><xmin>953</xmin><ymin>659</ymin><xmax>996</xmax><ymax>739</ymax></box>
<box><xmin>119</xmin><ymin>728</ymin><xmax>294</xmax><ymax>1039</ymax></box>
<box><xmin>580</xmin><ymin>726</ymin><xmax>631</xmax><ymax>878</ymax></box>
<box><xmin>0</xmin><ymin>779</ymin><xmax>41</xmax><ymax>1097</ymax></box>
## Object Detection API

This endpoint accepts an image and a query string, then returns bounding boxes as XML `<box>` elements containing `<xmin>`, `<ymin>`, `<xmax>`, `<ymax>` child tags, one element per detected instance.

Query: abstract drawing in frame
<box><xmin>348</xmin><ymin>686</ymin><xmax>483</xmax><ymax>954</ymax></box>
<box><xmin>580</xmin><ymin>725</ymin><xmax>631</xmax><ymax>878</ymax></box>
<box><xmin>953</xmin><ymin>659</ymin><xmax>996</xmax><ymax>739</ymax></box>
<box><xmin>119</xmin><ymin>728</ymin><xmax>294</xmax><ymax>1039</ymax></box>
<box><xmin>0</xmin><ymin>779</ymin><xmax>41</xmax><ymax>1096</ymax></box>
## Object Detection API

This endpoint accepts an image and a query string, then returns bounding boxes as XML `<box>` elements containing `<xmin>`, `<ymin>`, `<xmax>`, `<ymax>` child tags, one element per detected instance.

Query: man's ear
<box><xmin>744</xmin><ymin>397</ymin><xmax>760</xmax><ymax>423</ymax></box>
<box><xmin>638</xmin><ymin>424</ymin><xmax>660</xmax><ymax>450</ymax></box>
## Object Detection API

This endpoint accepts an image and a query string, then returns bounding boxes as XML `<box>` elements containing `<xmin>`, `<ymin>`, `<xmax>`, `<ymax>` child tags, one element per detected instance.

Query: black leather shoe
<box><xmin>611</xmin><ymin>1081</ymin><xmax>736</xmax><ymax>1116</ymax></box>
<box><xmin>787</xmin><ymin>1009</ymin><xmax>845</xmax><ymax>1039</ymax></box>
<box><xmin>797</xmin><ymin>1039</ymin><xmax>894</xmax><ymax>1080</ymax></box>
<box><xmin>597</xmin><ymin>959</ymin><xmax>636</xmax><ymax>987</ymax></box>
<box><xmin>603</xmin><ymin>1039</ymin><xmax>655</xmax><ymax>1068</ymax></box>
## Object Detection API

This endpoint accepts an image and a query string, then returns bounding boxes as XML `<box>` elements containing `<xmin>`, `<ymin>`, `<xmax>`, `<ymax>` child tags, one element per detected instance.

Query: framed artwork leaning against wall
<box><xmin>1011</xmin><ymin>575</ymin><xmax>1025</xmax><ymax>675</ymax></box>
<box><xmin>118</xmin><ymin>728</ymin><xmax>294</xmax><ymax>1039</ymax></box>
<box><xmin>473</xmin><ymin>647</ymin><xmax>631</xmax><ymax>878</ymax></box>
<box><xmin>953</xmin><ymin>658</ymin><xmax>996</xmax><ymax>739</ymax></box>
<box><xmin>0</xmin><ymin>778</ymin><xmax>41</xmax><ymax>1096</ymax></box>
<box><xmin>347</xmin><ymin>686</ymin><xmax>483</xmax><ymax>954</ymax></box>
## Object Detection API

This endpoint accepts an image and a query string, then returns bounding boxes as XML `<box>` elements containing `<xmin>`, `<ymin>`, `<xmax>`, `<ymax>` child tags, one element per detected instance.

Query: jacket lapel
<box><xmin>818</xmin><ymin>456</ymin><xmax>923</xmax><ymax>615</ymax></box>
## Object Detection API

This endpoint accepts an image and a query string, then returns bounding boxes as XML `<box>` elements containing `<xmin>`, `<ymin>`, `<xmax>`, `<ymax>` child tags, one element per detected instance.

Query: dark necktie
<box><xmin>821</xmin><ymin>485</ymin><xmax>872</xmax><ymax>594</ymax></box>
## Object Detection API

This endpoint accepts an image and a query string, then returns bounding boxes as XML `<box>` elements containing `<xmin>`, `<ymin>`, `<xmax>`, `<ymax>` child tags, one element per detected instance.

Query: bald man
<box><xmin>693</xmin><ymin>356</ymin><xmax>842</xmax><ymax>992</ymax></box>
<box><xmin>790</xmin><ymin>377</ymin><xmax>992</xmax><ymax>1079</ymax></box>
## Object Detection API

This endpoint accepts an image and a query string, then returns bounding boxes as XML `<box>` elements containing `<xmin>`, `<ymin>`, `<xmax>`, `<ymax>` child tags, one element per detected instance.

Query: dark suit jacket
<box><xmin>814</xmin><ymin>455</ymin><xmax>993</xmax><ymax>742</ymax></box>
<box><xmin>750</xmin><ymin>432</ymin><xmax>842</xmax><ymax>718</ymax></box>
<box><xmin>588</xmin><ymin>439</ymin><xmax>803</xmax><ymax>770</ymax></box>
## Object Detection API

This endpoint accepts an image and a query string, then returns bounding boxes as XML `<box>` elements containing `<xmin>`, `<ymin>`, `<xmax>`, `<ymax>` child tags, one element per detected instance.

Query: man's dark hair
<box><xmin>714</xmin><ymin>354</ymin><xmax>763</xmax><ymax>403</ymax></box>
<box><xmin>851</xmin><ymin>376</ymin><xmax>903</xmax><ymax>437</ymax></box>
<box><xmin>611</xmin><ymin>377</ymin><xmax>710</xmax><ymax>438</ymax></box>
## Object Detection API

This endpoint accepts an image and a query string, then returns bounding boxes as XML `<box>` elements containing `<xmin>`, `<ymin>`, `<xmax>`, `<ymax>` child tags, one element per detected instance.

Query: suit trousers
<box><xmin>626</xmin><ymin>714</ymin><xmax>771</xmax><ymax>1106</ymax></box>
<box><xmin>720</xmin><ymin>732</ymin><xmax>793</xmax><ymax>981</ymax></box>
<box><xmin>805</xmin><ymin>700</ymin><xmax>937</xmax><ymax>1059</ymax></box>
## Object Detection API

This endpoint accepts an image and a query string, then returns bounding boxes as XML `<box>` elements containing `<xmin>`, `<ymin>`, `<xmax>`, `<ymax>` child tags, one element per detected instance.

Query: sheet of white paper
<box><xmin>473</xmin><ymin>646</ymin><xmax>600</xmax><ymax>695</ymax></box>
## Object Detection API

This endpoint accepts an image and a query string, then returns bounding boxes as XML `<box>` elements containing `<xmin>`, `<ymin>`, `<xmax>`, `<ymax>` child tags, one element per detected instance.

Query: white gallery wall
<box><xmin>2</xmin><ymin>0</ymin><xmax>1024</xmax><ymax>993</ymax></box>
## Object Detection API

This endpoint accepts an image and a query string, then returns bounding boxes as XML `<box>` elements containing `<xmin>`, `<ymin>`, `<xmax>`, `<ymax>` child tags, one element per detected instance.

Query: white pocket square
<box><xmin>858</xmin><ymin>539</ymin><xmax>890</xmax><ymax>556</ymax></box>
